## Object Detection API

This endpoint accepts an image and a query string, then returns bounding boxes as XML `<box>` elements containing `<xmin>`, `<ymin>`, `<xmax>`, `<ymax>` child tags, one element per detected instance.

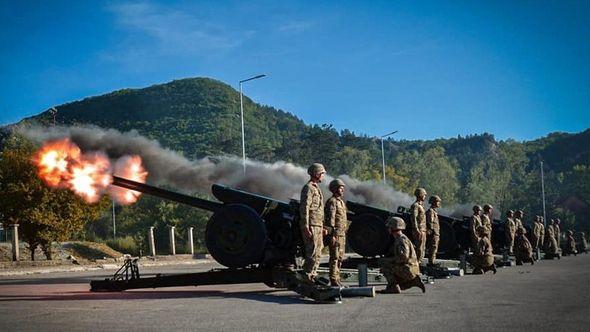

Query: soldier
<box><xmin>299</xmin><ymin>163</ymin><xmax>326</xmax><ymax>282</ymax></box>
<box><xmin>409</xmin><ymin>187</ymin><xmax>427</xmax><ymax>263</ymax></box>
<box><xmin>576</xmin><ymin>232</ymin><xmax>588</xmax><ymax>253</ymax></box>
<box><xmin>514</xmin><ymin>210</ymin><xmax>524</xmax><ymax>230</ymax></box>
<box><xmin>531</xmin><ymin>216</ymin><xmax>542</xmax><ymax>251</ymax></box>
<box><xmin>540</xmin><ymin>217</ymin><xmax>547</xmax><ymax>246</ymax></box>
<box><xmin>505</xmin><ymin>210</ymin><xmax>516</xmax><ymax>255</ymax></box>
<box><xmin>469</xmin><ymin>205</ymin><xmax>483</xmax><ymax>251</ymax></box>
<box><xmin>514</xmin><ymin>227</ymin><xmax>534</xmax><ymax>265</ymax></box>
<box><xmin>472</xmin><ymin>225</ymin><xmax>497</xmax><ymax>274</ymax></box>
<box><xmin>482</xmin><ymin>204</ymin><xmax>494</xmax><ymax>243</ymax></box>
<box><xmin>544</xmin><ymin>219</ymin><xmax>560</xmax><ymax>258</ymax></box>
<box><xmin>324</xmin><ymin>179</ymin><xmax>348</xmax><ymax>286</ymax></box>
<box><xmin>564</xmin><ymin>230</ymin><xmax>577</xmax><ymax>256</ymax></box>
<box><xmin>379</xmin><ymin>217</ymin><xmax>425</xmax><ymax>294</ymax></box>
<box><xmin>555</xmin><ymin>219</ymin><xmax>562</xmax><ymax>248</ymax></box>
<box><xmin>426</xmin><ymin>195</ymin><xmax>441</xmax><ymax>266</ymax></box>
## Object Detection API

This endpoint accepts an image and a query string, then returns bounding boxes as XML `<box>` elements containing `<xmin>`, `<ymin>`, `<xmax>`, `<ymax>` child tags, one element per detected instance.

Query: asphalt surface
<box><xmin>1</xmin><ymin>254</ymin><xmax>589</xmax><ymax>332</ymax></box>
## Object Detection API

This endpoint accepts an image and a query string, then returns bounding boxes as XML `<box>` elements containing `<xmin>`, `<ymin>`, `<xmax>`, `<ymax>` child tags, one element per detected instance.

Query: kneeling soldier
<box><xmin>472</xmin><ymin>225</ymin><xmax>497</xmax><ymax>274</ymax></box>
<box><xmin>379</xmin><ymin>217</ymin><xmax>425</xmax><ymax>294</ymax></box>
<box><xmin>514</xmin><ymin>227</ymin><xmax>534</xmax><ymax>265</ymax></box>
<box><xmin>324</xmin><ymin>179</ymin><xmax>348</xmax><ymax>286</ymax></box>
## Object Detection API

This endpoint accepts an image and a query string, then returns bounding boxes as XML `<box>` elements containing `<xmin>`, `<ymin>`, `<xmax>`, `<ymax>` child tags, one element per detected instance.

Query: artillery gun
<box><xmin>90</xmin><ymin>176</ymin><xmax>375</xmax><ymax>302</ymax></box>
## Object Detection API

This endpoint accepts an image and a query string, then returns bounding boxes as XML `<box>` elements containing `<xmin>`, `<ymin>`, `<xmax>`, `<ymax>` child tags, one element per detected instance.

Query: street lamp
<box><xmin>239</xmin><ymin>74</ymin><xmax>267</xmax><ymax>174</ymax></box>
<box><xmin>540</xmin><ymin>160</ymin><xmax>547</xmax><ymax>227</ymax></box>
<box><xmin>380</xmin><ymin>130</ymin><xmax>398</xmax><ymax>184</ymax></box>
<box><xmin>49</xmin><ymin>107</ymin><xmax>58</xmax><ymax>126</ymax></box>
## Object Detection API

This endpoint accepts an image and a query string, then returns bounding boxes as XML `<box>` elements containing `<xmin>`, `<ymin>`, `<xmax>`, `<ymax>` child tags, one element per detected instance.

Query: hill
<box><xmin>4</xmin><ymin>77</ymin><xmax>589</xmax><ymax>243</ymax></box>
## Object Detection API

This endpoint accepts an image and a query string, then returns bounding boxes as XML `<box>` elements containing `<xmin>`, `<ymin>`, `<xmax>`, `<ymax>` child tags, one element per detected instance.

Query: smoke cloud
<box><xmin>20</xmin><ymin>125</ymin><xmax>414</xmax><ymax>210</ymax></box>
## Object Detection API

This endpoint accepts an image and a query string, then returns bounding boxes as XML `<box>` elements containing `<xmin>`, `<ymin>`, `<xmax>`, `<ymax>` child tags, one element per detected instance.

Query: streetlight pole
<box><xmin>380</xmin><ymin>130</ymin><xmax>398</xmax><ymax>184</ymax></box>
<box><xmin>112</xmin><ymin>200</ymin><xmax>116</xmax><ymax>238</ymax></box>
<box><xmin>540</xmin><ymin>160</ymin><xmax>547</xmax><ymax>227</ymax></box>
<box><xmin>239</xmin><ymin>74</ymin><xmax>267</xmax><ymax>174</ymax></box>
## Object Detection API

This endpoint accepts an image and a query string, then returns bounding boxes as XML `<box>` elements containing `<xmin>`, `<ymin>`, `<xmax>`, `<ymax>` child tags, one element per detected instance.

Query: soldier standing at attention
<box><xmin>472</xmin><ymin>225</ymin><xmax>497</xmax><ymax>274</ymax></box>
<box><xmin>531</xmin><ymin>216</ymin><xmax>542</xmax><ymax>251</ymax></box>
<box><xmin>469</xmin><ymin>205</ymin><xmax>483</xmax><ymax>251</ymax></box>
<box><xmin>505</xmin><ymin>210</ymin><xmax>516</xmax><ymax>255</ymax></box>
<box><xmin>514</xmin><ymin>227</ymin><xmax>535</xmax><ymax>265</ymax></box>
<box><xmin>324</xmin><ymin>179</ymin><xmax>348</xmax><ymax>286</ymax></box>
<box><xmin>409</xmin><ymin>188</ymin><xmax>427</xmax><ymax>263</ymax></box>
<box><xmin>514</xmin><ymin>210</ymin><xmax>524</xmax><ymax>230</ymax></box>
<box><xmin>379</xmin><ymin>217</ymin><xmax>425</xmax><ymax>294</ymax></box>
<box><xmin>299</xmin><ymin>163</ymin><xmax>326</xmax><ymax>282</ymax></box>
<box><xmin>545</xmin><ymin>219</ymin><xmax>559</xmax><ymax>258</ymax></box>
<box><xmin>482</xmin><ymin>204</ymin><xmax>494</xmax><ymax>243</ymax></box>
<box><xmin>577</xmin><ymin>232</ymin><xmax>588</xmax><ymax>253</ymax></box>
<box><xmin>555</xmin><ymin>219</ymin><xmax>562</xmax><ymax>248</ymax></box>
<box><xmin>426</xmin><ymin>195</ymin><xmax>441</xmax><ymax>266</ymax></box>
<box><xmin>538</xmin><ymin>217</ymin><xmax>545</xmax><ymax>249</ymax></box>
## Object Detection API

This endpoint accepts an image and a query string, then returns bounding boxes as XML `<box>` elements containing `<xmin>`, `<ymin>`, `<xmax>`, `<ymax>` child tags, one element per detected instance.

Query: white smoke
<box><xmin>20</xmin><ymin>125</ymin><xmax>414</xmax><ymax>210</ymax></box>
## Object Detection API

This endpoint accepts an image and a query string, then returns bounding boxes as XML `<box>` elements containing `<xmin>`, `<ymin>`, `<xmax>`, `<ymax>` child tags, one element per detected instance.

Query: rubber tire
<box><xmin>347</xmin><ymin>213</ymin><xmax>391</xmax><ymax>257</ymax></box>
<box><xmin>205</xmin><ymin>204</ymin><xmax>267</xmax><ymax>268</ymax></box>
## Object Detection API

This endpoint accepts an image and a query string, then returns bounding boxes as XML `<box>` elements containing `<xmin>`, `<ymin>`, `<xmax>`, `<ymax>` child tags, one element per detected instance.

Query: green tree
<box><xmin>0</xmin><ymin>135</ymin><xmax>108</xmax><ymax>259</ymax></box>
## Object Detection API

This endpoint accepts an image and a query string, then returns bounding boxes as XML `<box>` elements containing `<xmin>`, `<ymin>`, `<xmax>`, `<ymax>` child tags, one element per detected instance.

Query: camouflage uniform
<box><xmin>564</xmin><ymin>231</ymin><xmax>577</xmax><ymax>255</ymax></box>
<box><xmin>409</xmin><ymin>200</ymin><xmax>427</xmax><ymax>262</ymax></box>
<box><xmin>426</xmin><ymin>206</ymin><xmax>440</xmax><ymax>265</ymax></box>
<box><xmin>514</xmin><ymin>229</ymin><xmax>534</xmax><ymax>265</ymax></box>
<box><xmin>481</xmin><ymin>211</ymin><xmax>493</xmax><ymax>243</ymax></box>
<box><xmin>577</xmin><ymin>232</ymin><xmax>588</xmax><ymax>253</ymax></box>
<box><xmin>469</xmin><ymin>213</ymin><xmax>482</xmax><ymax>250</ymax></box>
<box><xmin>554</xmin><ymin>221</ymin><xmax>561</xmax><ymax>248</ymax></box>
<box><xmin>544</xmin><ymin>223</ymin><xmax>559</xmax><ymax>256</ymax></box>
<box><xmin>472</xmin><ymin>226</ymin><xmax>496</xmax><ymax>274</ymax></box>
<box><xmin>505</xmin><ymin>215</ymin><xmax>516</xmax><ymax>254</ymax></box>
<box><xmin>532</xmin><ymin>219</ymin><xmax>542</xmax><ymax>250</ymax></box>
<box><xmin>380</xmin><ymin>233</ymin><xmax>421</xmax><ymax>289</ymax></box>
<box><xmin>538</xmin><ymin>221</ymin><xmax>545</xmax><ymax>249</ymax></box>
<box><xmin>300</xmin><ymin>180</ymin><xmax>324</xmax><ymax>279</ymax></box>
<box><xmin>324</xmin><ymin>195</ymin><xmax>348</xmax><ymax>284</ymax></box>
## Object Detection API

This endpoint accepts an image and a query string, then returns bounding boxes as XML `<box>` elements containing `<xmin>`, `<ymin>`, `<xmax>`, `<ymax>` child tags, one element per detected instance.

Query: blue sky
<box><xmin>1</xmin><ymin>0</ymin><xmax>589</xmax><ymax>141</ymax></box>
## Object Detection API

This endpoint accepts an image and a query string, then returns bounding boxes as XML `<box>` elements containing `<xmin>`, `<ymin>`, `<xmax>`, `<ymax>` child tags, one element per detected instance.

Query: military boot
<box><xmin>412</xmin><ymin>276</ymin><xmax>426</xmax><ymax>293</ymax></box>
<box><xmin>472</xmin><ymin>268</ymin><xmax>483</xmax><ymax>275</ymax></box>
<box><xmin>330</xmin><ymin>278</ymin><xmax>342</xmax><ymax>287</ymax></box>
<box><xmin>379</xmin><ymin>284</ymin><xmax>401</xmax><ymax>294</ymax></box>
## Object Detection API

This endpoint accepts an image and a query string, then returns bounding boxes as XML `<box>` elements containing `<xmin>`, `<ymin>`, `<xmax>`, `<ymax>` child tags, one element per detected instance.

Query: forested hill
<box><xmin>8</xmin><ymin>77</ymin><xmax>590</xmax><ymax>231</ymax></box>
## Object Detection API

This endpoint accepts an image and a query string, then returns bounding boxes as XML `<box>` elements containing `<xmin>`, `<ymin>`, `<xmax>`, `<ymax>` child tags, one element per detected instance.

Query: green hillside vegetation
<box><xmin>3</xmin><ymin>77</ymin><xmax>589</xmax><ymax>255</ymax></box>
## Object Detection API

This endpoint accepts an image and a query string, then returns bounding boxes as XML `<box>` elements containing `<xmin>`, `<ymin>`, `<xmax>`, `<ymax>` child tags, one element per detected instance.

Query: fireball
<box><xmin>34</xmin><ymin>138</ymin><xmax>147</xmax><ymax>204</ymax></box>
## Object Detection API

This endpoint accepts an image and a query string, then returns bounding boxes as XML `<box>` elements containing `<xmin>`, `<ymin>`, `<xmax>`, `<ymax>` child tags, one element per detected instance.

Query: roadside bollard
<box><xmin>148</xmin><ymin>227</ymin><xmax>156</xmax><ymax>256</ymax></box>
<box><xmin>170</xmin><ymin>226</ymin><xmax>176</xmax><ymax>255</ymax></box>
<box><xmin>188</xmin><ymin>227</ymin><xmax>194</xmax><ymax>256</ymax></box>
<box><xmin>11</xmin><ymin>224</ymin><xmax>19</xmax><ymax>261</ymax></box>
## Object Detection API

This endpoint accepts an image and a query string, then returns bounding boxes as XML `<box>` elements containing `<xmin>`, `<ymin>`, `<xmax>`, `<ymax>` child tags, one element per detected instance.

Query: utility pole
<box><xmin>540</xmin><ymin>160</ymin><xmax>547</xmax><ymax>227</ymax></box>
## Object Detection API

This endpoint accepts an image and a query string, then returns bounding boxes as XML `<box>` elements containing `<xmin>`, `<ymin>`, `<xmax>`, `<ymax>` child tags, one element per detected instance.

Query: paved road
<box><xmin>1</xmin><ymin>254</ymin><xmax>589</xmax><ymax>331</ymax></box>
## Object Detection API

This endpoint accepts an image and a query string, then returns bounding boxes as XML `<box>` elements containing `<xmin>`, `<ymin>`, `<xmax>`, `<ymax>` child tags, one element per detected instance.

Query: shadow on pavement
<box><xmin>0</xmin><ymin>288</ymin><xmax>312</xmax><ymax>305</ymax></box>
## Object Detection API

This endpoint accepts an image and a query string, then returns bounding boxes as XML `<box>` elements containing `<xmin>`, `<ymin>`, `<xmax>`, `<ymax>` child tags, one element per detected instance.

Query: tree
<box><xmin>0</xmin><ymin>135</ymin><xmax>108</xmax><ymax>260</ymax></box>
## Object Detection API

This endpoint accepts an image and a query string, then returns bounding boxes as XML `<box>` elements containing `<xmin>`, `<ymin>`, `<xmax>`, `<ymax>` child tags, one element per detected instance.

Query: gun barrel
<box><xmin>111</xmin><ymin>176</ymin><xmax>222</xmax><ymax>212</ymax></box>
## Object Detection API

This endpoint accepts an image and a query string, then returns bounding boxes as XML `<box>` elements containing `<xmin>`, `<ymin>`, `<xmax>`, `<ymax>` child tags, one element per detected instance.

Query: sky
<box><xmin>1</xmin><ymin>0</ymin><xmax>589</xmax><ymax>141</ymax></box>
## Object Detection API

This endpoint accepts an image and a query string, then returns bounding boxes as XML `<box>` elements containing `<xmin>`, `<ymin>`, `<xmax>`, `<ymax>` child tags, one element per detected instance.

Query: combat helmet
<box><xmin>473</xmin><ymin>205</ymin><xmax>482</xmax><ymax>212</ymax></box>
<box><xmin>506</xmin><ymin>210</ymin><xmax>514</xmax><ymax>216</ymax></box>
<box><xmin>385</xmin><ymin>216</ymin><xmax>406</xmax><ymax>231</ymax></box>
<box><xmin>329</xmin><ymin>178</ymin><xmax>345</xmax><ymax>192</ymax></box>
<box><xmin>414</xmin><ymin>187</ymin><xmax>427</xmax><ymax>198</ymax></box>
<box><xmin>428</xmin><ymin>195</ymin><xmax>441</xmax><ymax>205</ymax></box>
<box><xmin>307</xmin><ymin>163</ymin><xmax>326</xmax><ymax>176</ymax></box>
<box><xmin>483</xmin><ymin>204</ymin><xmax>493</xmax><ymax>212</ymax></box>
